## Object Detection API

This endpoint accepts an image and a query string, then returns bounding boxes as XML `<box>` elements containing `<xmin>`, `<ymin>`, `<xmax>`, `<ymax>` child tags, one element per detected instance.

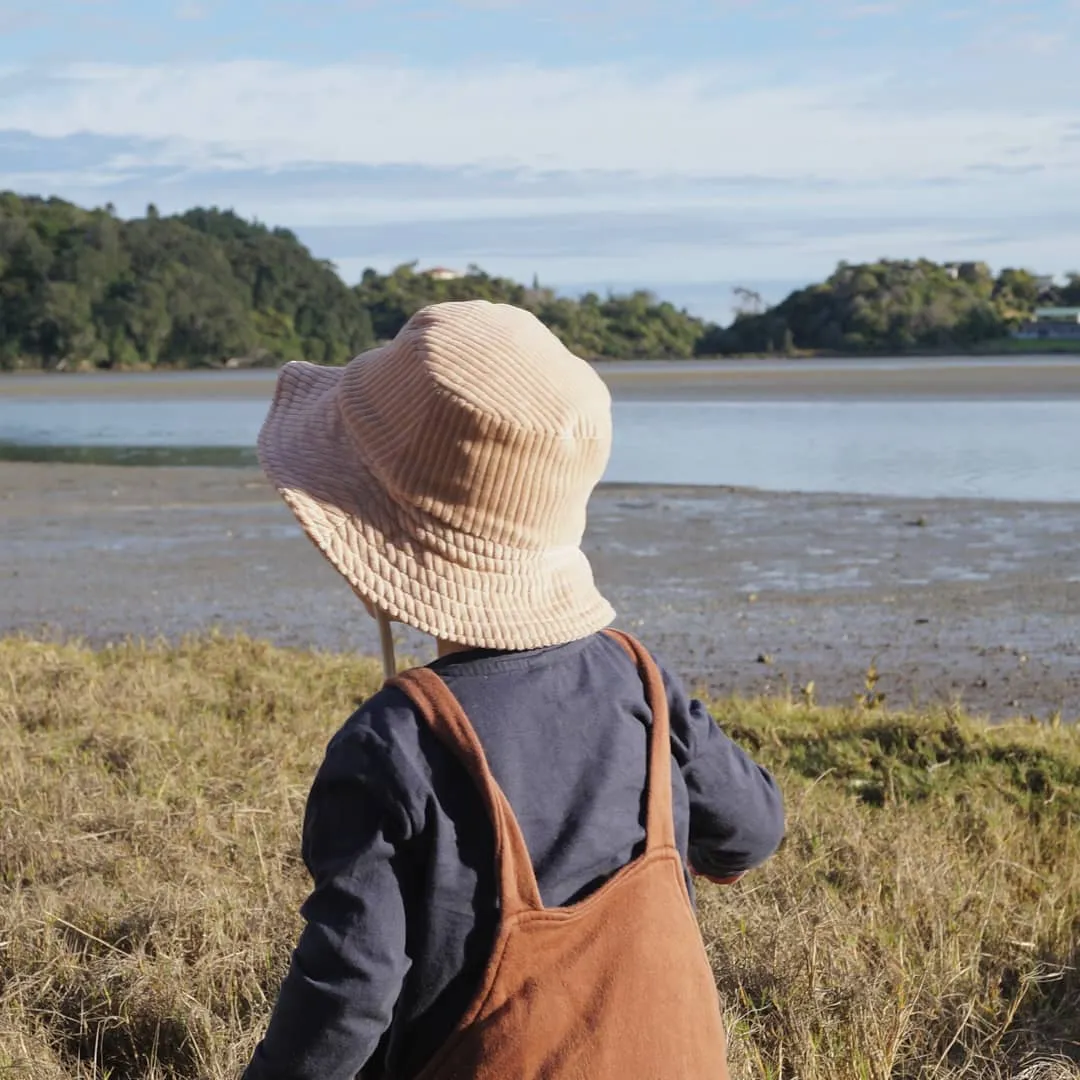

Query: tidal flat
<box><xmin>3</xmin><ymin>462</ymin><xmax>1078</xmax><ymax>721</ymax></box>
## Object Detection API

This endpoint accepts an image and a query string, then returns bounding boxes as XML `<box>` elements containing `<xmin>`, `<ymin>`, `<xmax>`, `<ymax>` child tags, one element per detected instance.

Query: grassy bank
<box><xmin>1</xmin><ymin>635</ymin><xmax>1078</xmax><ymax>1079</ymax></box>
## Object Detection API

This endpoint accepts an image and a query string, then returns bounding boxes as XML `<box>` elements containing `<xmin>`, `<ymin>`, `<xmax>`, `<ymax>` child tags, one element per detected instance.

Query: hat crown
<box><xmin>340</xmin><ymin>301</ymin><xmax>612</xmax><ymax>550</ymax></box>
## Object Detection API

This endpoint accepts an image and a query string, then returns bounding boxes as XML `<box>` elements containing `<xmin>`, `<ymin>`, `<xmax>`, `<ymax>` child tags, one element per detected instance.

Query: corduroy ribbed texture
<box><xmin>257</xmin><ymin>300</ymin><xmax>616</xmax><ymax>649</ymax></box>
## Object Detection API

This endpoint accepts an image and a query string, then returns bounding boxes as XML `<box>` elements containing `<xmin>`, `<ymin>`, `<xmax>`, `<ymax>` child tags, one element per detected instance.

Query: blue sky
<box><xmin>2</xmin><ymin>0</ymin><xmax>1079</xmax><ymax>320</ymax></box>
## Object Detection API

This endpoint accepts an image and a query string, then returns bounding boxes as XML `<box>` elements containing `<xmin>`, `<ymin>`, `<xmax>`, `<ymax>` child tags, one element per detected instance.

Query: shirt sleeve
<box><xmin>665</xmin><ymin>671</ymin><xmax>785</xmax><ymax>882</ymax></box>
<box><xmin>242</xmin><ymin>724</ymin><xmax>415</xmax><ymax>1080</ymax></box>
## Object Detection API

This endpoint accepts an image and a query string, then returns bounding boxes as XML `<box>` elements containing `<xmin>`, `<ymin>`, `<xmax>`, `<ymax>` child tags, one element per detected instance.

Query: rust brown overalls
<box><xmin>388</xmin><ymin>629</ymin><xmax>730</xmax><ymax>1080</ymax></box>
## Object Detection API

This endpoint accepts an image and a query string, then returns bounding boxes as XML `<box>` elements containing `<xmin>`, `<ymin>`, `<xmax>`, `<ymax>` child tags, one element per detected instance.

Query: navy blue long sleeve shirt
<box><xmin>242</xmin><ymin>631</ymin><xmax>784</xmax><ymax>1080</ymax></box>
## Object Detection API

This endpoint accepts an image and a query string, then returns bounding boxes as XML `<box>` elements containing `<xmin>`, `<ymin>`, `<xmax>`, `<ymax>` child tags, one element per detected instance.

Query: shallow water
<box><xmin>2</xmin><ymin>365</ymin><xmax>1079</xmax><ymax>501</ymax></box>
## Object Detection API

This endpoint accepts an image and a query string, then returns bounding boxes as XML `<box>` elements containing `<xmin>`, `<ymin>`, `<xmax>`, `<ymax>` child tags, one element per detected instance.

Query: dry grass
<box><xmin>1</xmin><ymin>634</ymin><xmax>1077</xmax><ymax>1079</ymax></box>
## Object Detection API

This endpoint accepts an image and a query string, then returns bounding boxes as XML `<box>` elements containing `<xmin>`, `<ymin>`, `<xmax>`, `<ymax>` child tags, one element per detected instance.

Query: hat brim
<box><xmin>256</xmin><ymin>359</ymin><xmax>615</xmax><ymax>650</ymax></box>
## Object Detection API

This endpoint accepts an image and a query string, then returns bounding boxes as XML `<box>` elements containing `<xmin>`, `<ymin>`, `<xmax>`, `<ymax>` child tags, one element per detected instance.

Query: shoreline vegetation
<box><xmin>4</xmin><ymin>192</ymin><xmax>1080</xmax><ymax>371</ymax></box>
<box><xmin>2</xmin><ymin>635</ymin><xmax>1078</xmax><ymax>1079</ymax></box>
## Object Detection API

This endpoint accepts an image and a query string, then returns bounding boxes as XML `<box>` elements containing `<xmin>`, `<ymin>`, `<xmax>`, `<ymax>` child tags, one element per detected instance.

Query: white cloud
<box><xmin>3</xmin><ymin>56</ymin><xmax>1078</xmax><ymax>185</ymax></box>
<box><xmin>174</xmin><ymin>2</ymin><xmax>208</xmax><ymax>19</ymax></box>
<box><xmin>4</xmin><ymin>41</ymin><xmax>1080</xmax><ymax>289</ymax></box>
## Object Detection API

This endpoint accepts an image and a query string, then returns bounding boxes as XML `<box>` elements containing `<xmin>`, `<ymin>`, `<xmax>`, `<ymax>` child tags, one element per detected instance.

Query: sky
<box><xmin>2</xmin><ymin>0</ymin><xmax>1079</xmax><ymax>321</ymax></box>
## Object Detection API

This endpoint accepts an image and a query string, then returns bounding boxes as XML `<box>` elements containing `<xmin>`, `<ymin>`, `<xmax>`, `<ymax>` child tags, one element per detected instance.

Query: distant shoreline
<box><xmin>5</xmin><ymin>354</ymin><xmax>1080</xmax><ymax>402</ymax></box>
<box><xmin>5</xmin><ymin>336</ymin><xmax>1080</xmax><ymax>379</ymax></box>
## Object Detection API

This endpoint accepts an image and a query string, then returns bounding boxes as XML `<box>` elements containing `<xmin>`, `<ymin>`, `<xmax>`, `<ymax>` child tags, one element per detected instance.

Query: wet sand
<box><xmin>3</xmin><ymin>462</ymin><xmax>1078</xmax><ymax>721</ymax></box>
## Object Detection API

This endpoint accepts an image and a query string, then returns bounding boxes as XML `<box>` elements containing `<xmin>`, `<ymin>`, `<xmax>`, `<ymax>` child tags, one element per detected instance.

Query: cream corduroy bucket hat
<box><xmin>257</xmin><ymin>300</ymin><xmax>616</xmax><ymax>651</ymax></box>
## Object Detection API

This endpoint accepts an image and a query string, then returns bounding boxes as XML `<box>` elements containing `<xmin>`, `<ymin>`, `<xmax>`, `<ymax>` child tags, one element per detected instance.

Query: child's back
<box><xmin>245</xmin><ymin>633</ymin><xmax>782</xmax><ymax>1079</ymax></box>
<box><xmin>245</xmin><ymin>301</ymin><xmax>784</xmax><ymax>1080</ymax></box>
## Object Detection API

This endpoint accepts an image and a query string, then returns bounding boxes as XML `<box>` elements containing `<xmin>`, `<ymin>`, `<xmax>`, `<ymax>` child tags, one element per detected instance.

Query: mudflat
<box><xmin>3</xmin><ymin>462</ymin><xmax>1078</xmax><ymax>720</ymax></box>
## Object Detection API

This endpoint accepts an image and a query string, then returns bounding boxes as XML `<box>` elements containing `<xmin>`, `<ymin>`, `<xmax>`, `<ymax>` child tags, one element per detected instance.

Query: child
<box><xmin>244</xmin><ymin>301</ymin><xmax>784</xmax><ymax>1080</ymax></box>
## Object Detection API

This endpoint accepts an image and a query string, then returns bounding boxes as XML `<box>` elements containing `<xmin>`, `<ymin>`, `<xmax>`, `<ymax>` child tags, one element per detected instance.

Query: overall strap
<box><xmin>603</xmin><ymin>629</ymin><xmax>676</xmax><ymax>852</ymax></box>
<box><xmin>389</xmin><ymin>668</ymin><xmax>544</xmax><ymax>917</ymax></box>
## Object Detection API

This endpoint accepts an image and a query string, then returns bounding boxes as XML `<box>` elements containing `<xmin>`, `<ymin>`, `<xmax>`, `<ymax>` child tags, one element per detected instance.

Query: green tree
<box><xmin>717</xmin><ymin>259</ymin><xmax>1011</xmax><ymax>355</ymax></box>
<box><xmin>0</xmin><ymin>194</ymin><xmax>382</xmax><ymax>369</ymax></box>
<box><xmin>1059</xmin><ymin>274</ymin><xmax>1080</xmax><ymax>306</ymax></box>
<box><xmin>993</xmin><ymin>268</ymin><xmax>1041</xmax><ymax>314</ymax></box>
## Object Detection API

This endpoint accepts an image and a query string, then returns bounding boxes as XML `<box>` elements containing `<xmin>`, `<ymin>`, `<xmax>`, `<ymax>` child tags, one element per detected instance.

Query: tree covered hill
<box><xmin>0</xmin><ymin>193</ymin><xmax>1073</xmax><ymax>370</ymax></box>
<box><xmin>704</xmin><ymin>260</ymin><xmax>1079</xmax><ymax>355</ymax></box>
<box><xmin>0</xmin><ymin>194</ymin><xmax>706</xmax><ymax>370</ymax></box>
<box><xmin>0</xmin><ymin>194</ymin><xmax>377</xmax><ymax>370</ymax></box>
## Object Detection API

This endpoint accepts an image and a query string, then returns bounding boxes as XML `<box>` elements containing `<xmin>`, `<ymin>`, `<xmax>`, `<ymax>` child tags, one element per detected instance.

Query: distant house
<box><xmin>943</xmin><ymin>261</ymin><xmax>991</xmax><ymax>283</ymax></box>
<box><xmin>421</xmin><ymin>267</ymin><xmax>464</xmax><ymax>281</ymax></box>
<box><xmin>1013</xmin><ymin>306</ymin><xmax>1080</xmax><ymax>340</ymax></box>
